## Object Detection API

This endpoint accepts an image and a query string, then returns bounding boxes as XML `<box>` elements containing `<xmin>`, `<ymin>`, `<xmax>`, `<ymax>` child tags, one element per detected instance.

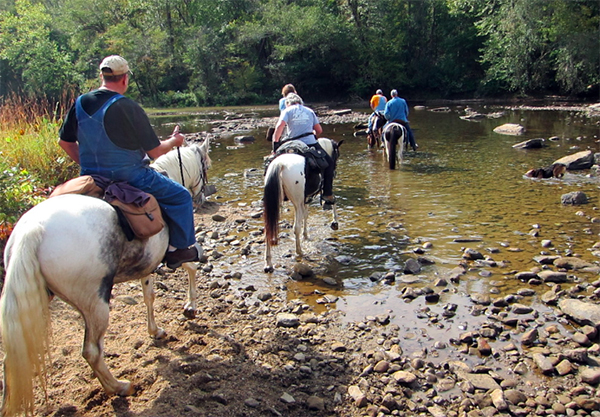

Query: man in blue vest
<box><xmin>383</xmin><ymin>89</ymin><xmax>417</xmax><ymax>151</ymax></box>
<box><xmin>58</xmin><ymin>55</ymin><xmax>199</xmax><ymax>269</ymax></box>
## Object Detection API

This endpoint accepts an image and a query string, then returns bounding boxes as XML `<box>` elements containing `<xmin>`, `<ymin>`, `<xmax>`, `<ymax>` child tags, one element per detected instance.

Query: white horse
<box><xmin>263</xmin><ymin>138</ymin><xmax>343</xmax><ymax>272</ymax></box>
<box><xmin>381</xmin><ymin>122</ymin><xmax>407</xmax><ymax>169</ymax></box>
<box><xmin>0</xmin><ymin>140</ymin><xmax>210</xmax><ymax>416</ymax></box>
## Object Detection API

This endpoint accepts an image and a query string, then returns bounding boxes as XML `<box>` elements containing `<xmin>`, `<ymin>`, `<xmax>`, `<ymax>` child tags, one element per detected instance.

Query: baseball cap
<box><xmin>99</xmin><ymin>55</ymin><xmax>131</xmax><ymax>76</ymax></box>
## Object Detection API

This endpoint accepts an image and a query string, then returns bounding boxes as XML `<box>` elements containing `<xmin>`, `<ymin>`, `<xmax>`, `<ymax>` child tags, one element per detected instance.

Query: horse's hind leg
<box><xmin>181</xmin><ymin>262</ymin><xmax>198</xmax><ymax>319</ymax></box>
<box><xmin>81</xmin><ymin>300</ymin><xmax>134</xmax><ymax>396</ymax></box>
<box><xmin>293</xmin><ymin>203</ymin><xmax>304</xmax><ymax>257</ymax></box>
<box><xmin>141</xmin><ymin>275</ymin><xmax>166</xmax><ymax>338</ymax></box>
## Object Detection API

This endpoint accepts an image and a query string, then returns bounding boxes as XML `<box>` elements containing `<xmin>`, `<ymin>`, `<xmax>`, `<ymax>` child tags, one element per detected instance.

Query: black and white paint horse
<box><xmin>381</xmin><ymin>122</ymin><xmax>408</xmax><ymax>169</ymax></box>
<box><xmin>0</xmin><ymin>140</ymin><xmax>210</xmax><ymax>416</ymax></box>
<box><xmin>367</xmin><ymin>112</ymin><xmax>386</xmax><ymax>149</ymax></box>
<box><xmin>263</xmin><ymin>138</ymin><xmax>343</xmax><ymax>272</ymax></box>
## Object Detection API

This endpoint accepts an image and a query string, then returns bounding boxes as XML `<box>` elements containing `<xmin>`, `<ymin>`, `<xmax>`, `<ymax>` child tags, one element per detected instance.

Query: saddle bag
<box><xmin>50</xmin><ymin>175</ymin><xmax>103</xmax><ymax>198</ymax></box>
<box><xmin>109</xmin><ymin>195</ymin><xmax>164</xmax><ymax>240</ymax></box>
<box><xmin>305</xmin><ymin>148</ymin><xmax>329</xmax><ymax>171</ymax></box>
<box><xmin>49</xmin><ymin>175</ymin><xmax>165</xmax><ymax>240</ymax></box>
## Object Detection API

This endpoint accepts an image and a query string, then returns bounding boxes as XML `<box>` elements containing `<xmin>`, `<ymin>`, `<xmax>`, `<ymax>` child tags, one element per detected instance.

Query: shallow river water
<box><xmin>151</xmin><ymin>103</ymin><xmax>599</xmax><ymax>359</ymax></box>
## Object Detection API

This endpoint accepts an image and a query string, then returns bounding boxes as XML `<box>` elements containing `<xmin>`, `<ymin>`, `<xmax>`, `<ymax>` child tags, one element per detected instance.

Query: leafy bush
<box><xmin>0</xmin><ymin>163</ymin><xmax>46</xmax><ymax>226</ymax></box>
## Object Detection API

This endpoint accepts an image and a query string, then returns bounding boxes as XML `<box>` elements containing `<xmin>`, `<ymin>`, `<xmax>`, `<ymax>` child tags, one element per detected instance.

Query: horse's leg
<box><xmin>293</xmin><ymin>201</ymin><xmax>304</xmax><ymax>257</ymax></box>
<box><xmin>181</xmin><ymin>262</ymin><xmax>198</xmax><ymax>319</ymax></box>
<box><xmin>264</xmin><ymin>240</ymin><xmax>273</xmax><ymax>273</ymax></box>
<box><xmin>81</xmin><ymin>301</ymin><xmax>134</xmax><ymax>396</ymax></box>
<box><xmin>141</xmin><ymin>275</ymin><xmax>166</xmax><ymax>339</ymax></box>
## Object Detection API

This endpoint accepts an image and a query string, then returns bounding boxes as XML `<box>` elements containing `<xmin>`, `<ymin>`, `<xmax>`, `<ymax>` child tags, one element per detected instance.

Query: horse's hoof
<box><xmin>183</xmin><ymin>307</ymin><xmax>196</xmax><ymax>319</ymax></box>
<box><xmin>330</xmin><ymin>222</ymin><xmax>339</xmax><ymax>231</ymax></box>
<box><xmin>154</xmin><ymin>328</ymin><xmax>167</xmax><ymax>339</ymax></box>
<box><xmin>115</xmin><ymin>380</ymin><xmax>134</xmax><ymax>396</ymax></box>
<box><xmin>264</xmin><ymin>266</ymin><xmax>274</xmax><ymax>273</ymax></box>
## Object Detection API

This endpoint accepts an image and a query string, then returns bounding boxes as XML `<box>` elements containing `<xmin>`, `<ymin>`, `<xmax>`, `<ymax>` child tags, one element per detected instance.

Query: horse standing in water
<box><xmin>381</xmin><ymin>122</ymin><xmax>407</xmax><ymax>169</ymax></box>
<box><xmin>366</xmin><ymin>112</ymin><xmax>386</xmax><ymax>149</ymax></box>
<box><xmin>263</xmin><ymin>138</ymin><xmax>343</xmax><ymax>272</ymax></box>
<box><xmin>0</xmin><ymin>141</ymin><xmax>210</xmax><ymax>416</ymax></box>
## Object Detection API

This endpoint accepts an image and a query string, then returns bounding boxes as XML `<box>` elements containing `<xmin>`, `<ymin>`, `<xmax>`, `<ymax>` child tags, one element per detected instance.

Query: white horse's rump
<box><xmin>0</xmin><ymin>141</ymin><xmax>210</xmax><ymax>416</ymax></box>
<box><xmin>263</xmin><ymin>138</ymin><xmax>343</xmax><ymax>272</ymax></box>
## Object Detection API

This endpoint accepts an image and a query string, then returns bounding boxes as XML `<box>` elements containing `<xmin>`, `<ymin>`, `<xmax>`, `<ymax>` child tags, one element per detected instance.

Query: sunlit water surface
<box><xmin>151</xmin><ymin>104</ymin><xmax>600</xmax><ymax>362</ymax></box>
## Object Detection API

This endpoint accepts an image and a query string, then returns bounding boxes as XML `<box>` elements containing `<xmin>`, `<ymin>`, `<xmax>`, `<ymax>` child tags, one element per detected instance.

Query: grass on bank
<box><xmin>0</xmin><ymin>94</ymin><xmax>78</xmax><ymax>229</ymax></box>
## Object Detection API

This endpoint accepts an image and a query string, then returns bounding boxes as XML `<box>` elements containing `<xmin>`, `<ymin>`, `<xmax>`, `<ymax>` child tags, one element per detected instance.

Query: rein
<box><xmin>177</xmin><ymin>147</ymin><xmax>185</xmax><ymax>188</ymax></box>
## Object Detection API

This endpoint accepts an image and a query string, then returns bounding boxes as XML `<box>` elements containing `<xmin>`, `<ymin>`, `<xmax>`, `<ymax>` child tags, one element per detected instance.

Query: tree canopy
<box><xmin>0</xmin><ymin>0</ymin><xmax>598</xmax><ymax>106</ymax></box>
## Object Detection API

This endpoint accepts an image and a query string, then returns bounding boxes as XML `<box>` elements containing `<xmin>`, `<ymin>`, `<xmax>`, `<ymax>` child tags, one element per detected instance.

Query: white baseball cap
<box><xmin>99</xmin><ymin>55</ymin><xmax>131</xmax><ymax>76</ymax></box>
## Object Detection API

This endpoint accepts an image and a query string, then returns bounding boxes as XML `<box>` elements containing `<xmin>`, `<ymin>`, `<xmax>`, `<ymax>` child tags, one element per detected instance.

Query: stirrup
<box><xmin>321</xmin><ymin>196</ymin><xmax>335</xmax><ymax>210</ymax></box>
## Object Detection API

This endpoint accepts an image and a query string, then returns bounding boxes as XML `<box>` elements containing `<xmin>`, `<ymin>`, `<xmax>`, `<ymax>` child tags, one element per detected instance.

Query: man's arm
<box><xmin>58</xmin><ymin>139</ymin><xmax>80</xmax><ymax>164</ymax></box>
<box><xmin>146</xmin><ymin>125</ymin><xmax>185</xmax><ymax>160</ymax></box>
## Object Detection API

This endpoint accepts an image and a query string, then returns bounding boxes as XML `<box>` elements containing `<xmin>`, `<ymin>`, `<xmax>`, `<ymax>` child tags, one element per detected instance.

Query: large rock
<box><xmin>554</xmin><ymin>150</ymin><xmax>594</xmax><ymax>170</ymax></box>
<box><xmin>559</xmin><ymin>299</ymin><xmax>600</xmax><ymax>327</ymax></box>
<box><xmin>493</xmin><ymin>123</ymin><xmax>525</xmax><ymax>135</ymax></box>
<box><xmin>561</xmin><ymin>191</ymin><xmax>588</xmax><ymax>205</ymax></box>
<box><xmin>512</xmin><ymin>138</ymin><xmax>545</xmax><ymax>149</ymax></box>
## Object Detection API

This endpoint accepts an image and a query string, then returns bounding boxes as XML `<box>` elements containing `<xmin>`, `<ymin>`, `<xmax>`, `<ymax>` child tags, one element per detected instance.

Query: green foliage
<box><xmin>0</xmin><ymin>163</ymin><xmax>45</xmax><ymax>225</ymax></box>
<box><xmin>0</xmin><ymin>0</ymin><xmax>598</xmax><ymax>102</ymax></box>
<box><xmin>0</xmin><ymin>0</ymin><xmax>81</xmax><ymax>100</ymax></box>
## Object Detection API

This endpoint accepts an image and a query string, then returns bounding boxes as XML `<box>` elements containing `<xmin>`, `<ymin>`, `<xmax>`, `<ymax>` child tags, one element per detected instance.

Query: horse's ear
<box><xmin>200</xmin><ymin>137</ymin><xmax>210</xmax><ymax>154</ymax></box>
<box><xmin>338</xmin><ymin>140</ymin><xmax>344</xmax><ymax>147</ymax></box>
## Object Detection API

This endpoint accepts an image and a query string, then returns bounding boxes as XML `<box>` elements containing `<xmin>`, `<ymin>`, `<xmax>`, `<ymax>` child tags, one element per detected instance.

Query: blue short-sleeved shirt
<box><xmin>278</xmin><ymin>104</ymin><xmax>319</xmax><ymax>145</ymax></box>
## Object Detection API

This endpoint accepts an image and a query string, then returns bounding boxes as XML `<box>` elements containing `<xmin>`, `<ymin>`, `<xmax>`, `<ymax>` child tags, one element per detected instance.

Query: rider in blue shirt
<box><xmin>383</xmin><ymin>89</ymin><xmax>417</xmax><ymax>151</ymax></box>
<box><xmin>273</xmin><ymin>93</ymin><xmax>336</xmax><ymax>209</ymax></box>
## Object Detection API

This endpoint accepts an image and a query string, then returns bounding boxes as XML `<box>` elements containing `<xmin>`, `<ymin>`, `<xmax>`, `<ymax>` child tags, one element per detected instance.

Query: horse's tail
<box><xmin>1</xmin><ymin>224</ymin><xmax>50</xmax><ymax>416</ymax></box>
<box><xmin>389</xmin><ymin>130</ymin><xmax>398</xmax><ymax>170</ymax></box>
<box><xmin>264</xmin><ymin>161</ymin><xmax>283</xmax><ymax>246</ymax></box>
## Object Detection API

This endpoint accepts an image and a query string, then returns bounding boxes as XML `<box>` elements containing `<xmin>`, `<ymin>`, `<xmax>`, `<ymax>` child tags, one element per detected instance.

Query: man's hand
<box><xmin>171</xmin><ymin>125</ymin><xmax>185</xmax><ymax>147</ymax></box>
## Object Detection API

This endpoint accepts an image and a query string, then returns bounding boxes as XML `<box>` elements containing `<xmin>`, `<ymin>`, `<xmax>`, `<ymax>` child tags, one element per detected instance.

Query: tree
<box><xmin>0</xmin><ymin>0</ymin><xmax>80</xmax><ymax>100</ymax></box>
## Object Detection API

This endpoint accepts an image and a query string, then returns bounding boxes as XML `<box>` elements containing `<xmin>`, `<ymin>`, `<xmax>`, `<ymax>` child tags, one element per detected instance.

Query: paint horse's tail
<box><xmin>1</xmin><ymin>224</ymin><xmax>50</xmax><ymax>416</ymax></box>
<box><xmin>263</xmin><ymin>160</ymin><xmax>283</xmax><ymax>247</ymax></box>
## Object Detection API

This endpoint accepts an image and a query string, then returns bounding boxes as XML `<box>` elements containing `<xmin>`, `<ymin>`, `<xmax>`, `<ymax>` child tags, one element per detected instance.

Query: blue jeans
<box><xmin>129</xmin><ymin>168</ymin><xmax>196</xmax><ymax>248</ymax></box>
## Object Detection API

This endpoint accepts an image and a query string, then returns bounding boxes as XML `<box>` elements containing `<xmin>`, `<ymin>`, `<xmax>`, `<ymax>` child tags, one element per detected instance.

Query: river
<box><xmin>150</xmin><ymin>103</ymin><xmax>599</xmax><ymax>359</ymax></box>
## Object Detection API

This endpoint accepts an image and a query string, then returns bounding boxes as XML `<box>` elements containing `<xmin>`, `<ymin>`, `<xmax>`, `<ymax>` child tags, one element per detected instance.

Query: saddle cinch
<box><xmin>49</xmin><ymin>175</ymin><xmax>164</xmax><ymax>240</ymax></box>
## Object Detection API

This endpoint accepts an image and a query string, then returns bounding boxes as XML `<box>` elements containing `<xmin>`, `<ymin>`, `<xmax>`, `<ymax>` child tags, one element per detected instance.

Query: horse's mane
<box><xmin>151</xmin><ymin>142</ymin><xmax>211</xmax><ymax>199</ymax></box>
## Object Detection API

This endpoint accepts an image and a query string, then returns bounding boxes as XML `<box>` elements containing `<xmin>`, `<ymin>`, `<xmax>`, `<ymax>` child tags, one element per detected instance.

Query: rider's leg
<box><xmin>406</xmin><ymin>123</ymin><xmax>418</xmax><ymax>151</ymax></box>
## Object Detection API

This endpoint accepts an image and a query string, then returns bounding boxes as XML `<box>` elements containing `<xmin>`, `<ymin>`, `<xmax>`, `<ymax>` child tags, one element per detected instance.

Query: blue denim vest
<box><xmin>76</xmin><ymin>94</ymin><xmax>147</xmax><ymax>181</ymax></box>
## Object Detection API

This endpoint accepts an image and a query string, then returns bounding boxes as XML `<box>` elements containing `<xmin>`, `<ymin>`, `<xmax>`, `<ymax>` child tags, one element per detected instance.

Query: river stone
<box><xmin>554</xmin><ymin>257</ymin><xmax>594</xmax><ymax>270</ymax></box>
<box><xmin>541</xmin><ymin>290</ymin><xmax>559</xmax><ymax>304</ymax></box>
<box><xmin>532</xmin><ymin>353</ymin><xmax>554</xmax><ymax>374</ymax></box>
<box><xmin>561</xmin><ymin>191</ymin><xmax>588</xmax><ymax>205</ymax></box>
<box><xmin>276</xmin><ymin>313</ymin><xmax>299</xmax><ymax>328</ymax></box>
<box><xmin>580</xmin><ymin>366</ymin><xmax>600</xmax><ymax>385</ymax></box>
<box><xmin>392</xmin><ymin>370</ymin><xmax>417</xmax><ymax>384</ymax></box>
<box><xmin>505</xmin><ymin>389</ymin><xmax>527</xmax><ymax>405</ymax></box>
<box><xmin>455</xmin><ymin>371</ymin><xmax>501</xmax><ymax>391</ymax></box>
<box><xmin>293</xmin><ymin>262</ymin><xmax>314</xmax><ymax>277</ymax></box>
<box><xmin>515</xmin><ymin>271</ymin><xmax>538</xmax><ymax>280</ymax></box>
<box><xmin>559</xmin><ymin>299</ymin><xmax>600</xmax><ymax>327</ymax></box>
<box><xmin>554</xmin><ymin>150</ymin><xmax>594</xmax><ymax>170</ymax></box>
<box><xmin>511</xmin><ymin>303</ymin><xmax>533</xmax><ymax>314</ymax></box>
<box><xmin>306</xmin><ymin>396</ymin><xmax>324</xmax><ymax>411</ymax></box>
<box><xmin>538</xmin><ymin>270</ymin><xmax>568</xmax><ymax>283</ymax></box>
<box><xmin>513</xmin><ymin>138</ymin><xmax>545</xmax><ymax>149</ymax></box>
<box><xmin>534</xmin><ymin>255</ymin><xmax>560</xmax><ymax>264</ymax></box>
<box><xmin>463</xmin><ymin>248</ymin><xmax>484</xmax><ymax>260</ymax></box>
<box><xmin>493</xmin><ymin>123</ymin><xmax>525</xmax><ymax>135</ymax></box>
<box><xmin>491</xmin><ymin>388</ymin><xmax>509</xmax><ymax>411</ymax></box>
<box><xmin>555</xmin><ymin>359</ymin><xmax>574</xmax><ymax>375</ymax></box>
<box><xmin>404</xmin><ymin>258</ymin><xmax>421</xmax><ymax>274</ymax></box>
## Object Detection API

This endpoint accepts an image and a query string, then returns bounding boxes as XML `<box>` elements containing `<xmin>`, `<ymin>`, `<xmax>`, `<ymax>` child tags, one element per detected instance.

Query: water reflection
<box><xmin>151</xmin><ymin>104</ymin><xmax>599</xmax><ymax>356</ymax></box>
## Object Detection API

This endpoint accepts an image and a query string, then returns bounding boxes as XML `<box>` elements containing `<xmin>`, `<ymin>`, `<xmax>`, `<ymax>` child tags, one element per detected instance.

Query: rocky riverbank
<box><xmin>30</xmin><ymin>195</ymin><xmax>600</xmax><ymax>417</ymax></box>
<box><xmin>4</xmin><ymin>101</ymin><xmax>600</xmax><ymax>417</ymax></box>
